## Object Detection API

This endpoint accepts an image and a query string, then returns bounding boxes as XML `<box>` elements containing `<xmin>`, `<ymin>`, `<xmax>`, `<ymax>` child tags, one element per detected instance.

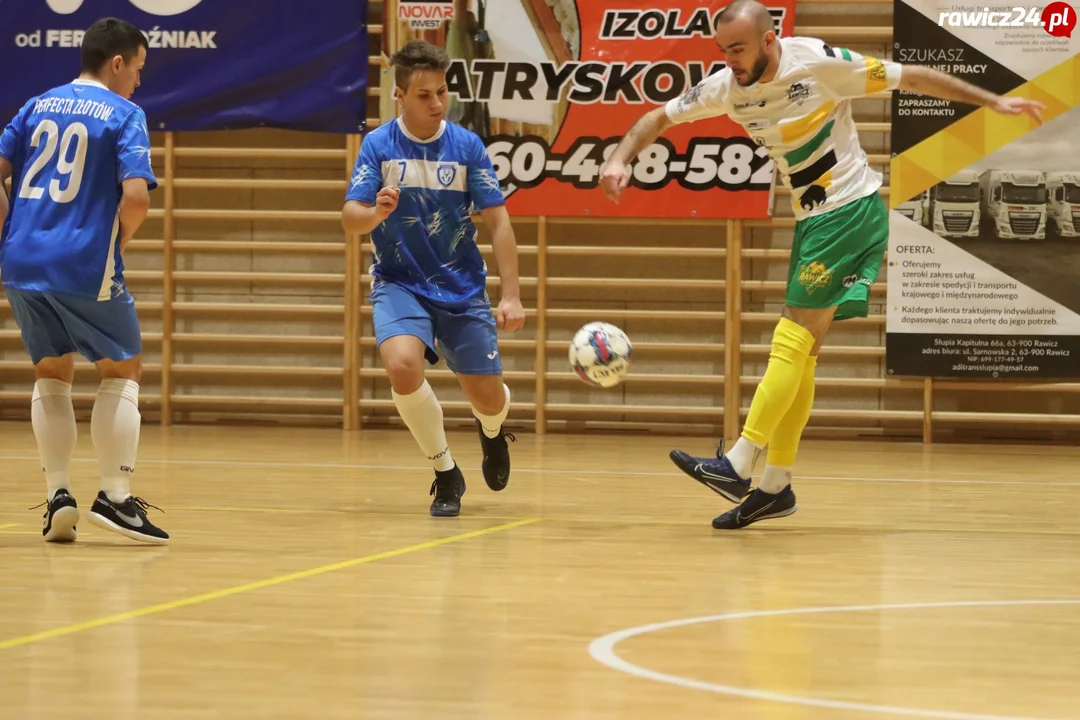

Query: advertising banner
<box><xmin>886</xmin><ymin>0</ymin><xmax>1080</xmax><ymax>378</ymax></box>
<box><xmin>393</xmin><ymin>0</ymin><xmax>796</xmax><ymax>218</ymax></box>
<box><xmin>1</xmin><ymin>0</ymin><xmax>369</xmax><ymax>133</ymax></box>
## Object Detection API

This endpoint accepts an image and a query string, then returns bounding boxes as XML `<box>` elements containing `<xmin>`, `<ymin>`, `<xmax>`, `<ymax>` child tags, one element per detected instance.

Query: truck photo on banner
<box><xmin>886</xmin><ymin>0</ymin><xmax>1080</xmax><ymax>378</ymax></box>
<box><xmin>390</xmin><ymin>0</ymin><xmax>796</xmax><ymax>218</ymax></box>
<box><xmin>0</xmin><ymin>0</ymin><xmax>369</xmax><ymax>133</ymax></box>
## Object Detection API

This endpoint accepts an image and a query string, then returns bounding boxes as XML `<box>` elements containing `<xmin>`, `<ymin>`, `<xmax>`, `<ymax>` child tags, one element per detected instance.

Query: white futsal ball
<box><xmin>569</xmin><ymin>322</ymin><xmax>632</xmax><ymax>388</ymax></box>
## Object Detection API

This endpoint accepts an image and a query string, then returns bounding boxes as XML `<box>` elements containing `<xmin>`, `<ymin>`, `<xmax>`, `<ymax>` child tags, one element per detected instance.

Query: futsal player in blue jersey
<box><xmin>342</xmin><ymin>40</ymin><xmax>525</xmax><ymax>518</ymax></box>
<box><xmin>0</xmin><ymin>18</ymin><xmax>168</xmax><ymax>544</ymax></box>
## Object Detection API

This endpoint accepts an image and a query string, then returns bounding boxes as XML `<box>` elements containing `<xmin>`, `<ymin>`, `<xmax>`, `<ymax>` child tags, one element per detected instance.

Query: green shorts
<box><xmin>786</xmin><ymin>191</ymin><xmax>889</xmax><ymax>321</ymax></box>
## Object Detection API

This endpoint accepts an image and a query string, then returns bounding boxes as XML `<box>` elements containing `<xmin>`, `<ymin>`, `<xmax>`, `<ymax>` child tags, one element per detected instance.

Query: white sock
<box><xmin>91</xmin><ymin>379</ymin><xmax>141</xmax><ymax>504</ymax></box>
<box><xmin>759</xmin><ymin>465</ymin><xmax>793</xmax><ymax>494</ymax></box>
<box><xmin>472</xmin><ymin>384</ymin><xmax>510</xmax><ymax>439</ymax></box>
<box><xmin>726</xmin><ymin>436</ymin><xmax>763</xmax><ymax>479</ymax></box>
<box><xmin>392</xmin><ymin>380</ymin><xmax>454</xmax><ymax>472</ymax></box>
<box><xmin>31</xmin><ymin>379</ymin><xmax>78</xmax><ymax>501</ymax></box>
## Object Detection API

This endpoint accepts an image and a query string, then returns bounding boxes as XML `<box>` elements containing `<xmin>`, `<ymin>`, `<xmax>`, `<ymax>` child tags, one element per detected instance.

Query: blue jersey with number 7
<box><xmin>0</xmin><ymin>79</ymin><xmax>158</xmax><ymax>301</ymax></box>
<box><xmin>346</xmin><ymin>118</ymin><xmax>505</xmax><ymax>308</ymax></box>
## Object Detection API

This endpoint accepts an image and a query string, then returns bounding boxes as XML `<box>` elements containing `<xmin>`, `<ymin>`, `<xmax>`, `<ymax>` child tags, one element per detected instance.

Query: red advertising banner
<box><xmin>407</xmin><ymin>0</ymin><xmax>797</xmax><ymax>218</ymax></box>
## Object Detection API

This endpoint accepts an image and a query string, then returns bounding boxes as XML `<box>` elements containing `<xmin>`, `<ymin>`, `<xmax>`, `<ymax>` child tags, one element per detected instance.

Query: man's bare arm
<box><xmin>342</xmin><ymin>200</ymin><xmax>387</xmax><ymax>235</ymax></box>
<box><xmin>479</xmin><ymin>203</ymin><xmax>525</xmax><ymax>332</ymax></box>
<box><xmin>599</xmin><ymin>107</ymin><xmax>673</xmax><ymax>203</ymax></box>
<box><xmin>118</xmin><ymin>178</ymin><xmax>150</xmax><ymax>254</ymax></box>
<box><xmin>898</xmin><ymin>66</ymin><xmax>1044</xmax><ymax>122</ymax></box>
<box><xmin>342</xmin><ymin>188</ymin><xmax>401</xmax><ymax>235</ymax></box>
<box><xmin>0</xmin><ymin>158</ymin><xmax>11</xmax><ymax>231</ymax></box>
<box><xmin>606</xmin><ymin>107</ymin><xmax>672</xmax><ymax>167</ymax></box>
<box><xmin>898</xmin><ymin>65</ymin><xmax>999</xmax><ymax>105</ymax></box>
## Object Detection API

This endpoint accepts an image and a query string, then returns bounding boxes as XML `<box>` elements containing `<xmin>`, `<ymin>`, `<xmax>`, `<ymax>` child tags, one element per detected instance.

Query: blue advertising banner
<box><xmin>1</xmin><ymin>0</ymin><xmax>369</xmax><ymax>133</ymax></box>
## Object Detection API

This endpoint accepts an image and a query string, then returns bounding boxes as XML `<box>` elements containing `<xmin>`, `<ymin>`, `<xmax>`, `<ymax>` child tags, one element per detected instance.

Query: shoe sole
<box><xmin>44</xmin><ymin>506</ymin><xmax>79</xmax><ymax>543</ymax></box>
<box><xmin>714</xmin><ymin>504</ymin><xmax>799</xmax><ymax>530</ymax></box>
<box><xmin>669</xmin><ymin>450</ymin><xmax>749</xmax><ymax>503</ymax></box>
<box><xmin>87</xmin><ymin>511</ymin><xmax>169</xmax><ymax>545</ymax></box>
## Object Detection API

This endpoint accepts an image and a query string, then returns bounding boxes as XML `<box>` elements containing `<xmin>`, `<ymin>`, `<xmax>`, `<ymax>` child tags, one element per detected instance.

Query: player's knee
<box><xmin>384</xmin><ymin>354</ymin><xmax>424</xmax><ymax>394</ymax></box>
<box><xmin>461</xmin><ymin>375</ymin><xmax>506</xmax><ymax>415</ymax></box>
<box><xmin>782</xmin><ymin>306</ymin><xmax>833</xmax><ymax>342</ymax></box>
<box><xmin>97</xmin><ymin>356</ymin><xmax>142</xmax><ymax>383</ymax></box>
<box><xmin>34</xmin><ymin>355</ymin><xmax>76</xmax><ymax>384</ymax></box>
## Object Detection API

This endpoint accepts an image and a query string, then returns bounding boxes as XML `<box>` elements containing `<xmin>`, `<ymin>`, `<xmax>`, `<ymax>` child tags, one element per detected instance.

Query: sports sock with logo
<box><xmin>392</xmin><ymin>380</ymin><xmax>455</xmax><ymax>472</ymax></box>
<box><xmin>725</xmin><ymin>437</ymin><xmax>764</xmax><ymax>480</ymax></box>
<box><xmin>92</xmin><ymin>379</ymin><xmax>140</xmax><ymax>504</ymax></box>
<box><xmin>472</xmin><ymin>384</ymin><xmax>510</xmax><ymax>439</ymax></box>
<box><xmin>32</xmin><ymin>378</ymin><xmax>78</xmax><ymax>501</ymax></box>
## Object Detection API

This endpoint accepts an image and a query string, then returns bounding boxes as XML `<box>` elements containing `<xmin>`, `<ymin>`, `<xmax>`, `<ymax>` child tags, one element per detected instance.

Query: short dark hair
<box><xmin>390</xmin><ymin>40</ymin><xmax>450</xmax><ymax>91</ymax></box>
<box><xmin>80</xmin><ymin>17</ymin><xmax>147</xmax><ymax>73</ymax></box>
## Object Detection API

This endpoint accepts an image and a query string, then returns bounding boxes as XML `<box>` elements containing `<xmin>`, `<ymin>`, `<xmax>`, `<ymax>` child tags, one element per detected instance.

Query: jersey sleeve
<box><xmin>664</xmin><ymin>71</ymin><xmax>734</xmax><ymax>125</ymax></box>
<box><xmin>117</xmin><ymin>108</ymin><xmax>158</xmax><ymax>191</ymax></box>
<box><xmin>0</xmin><ymin>99</ymin><xmax>32</xmax><ymax>163</ymax></box>
<box><xmin>807</xmin><ymin>41</ymin><xmax>903</xmax><ymax>99</ymax></box>
<box><xmin>346</xmin><ymin>136</ymin><xmax>383</xmax><ymax>205</ymax></box>
<box><xmin>466</xmin><ymin>132</ymin><xmax>504</xmax><ymax>211</ymax></box>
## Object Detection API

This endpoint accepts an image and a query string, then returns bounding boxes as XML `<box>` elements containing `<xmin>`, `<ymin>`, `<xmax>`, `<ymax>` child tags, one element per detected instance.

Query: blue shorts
<box><xmin>6</xmin><ymin>289</ymin><xmax>142</xmax><ymax>365</ymax></box>
<box><xmin>371</xmin><ymin>281</ymin><xmax>502</xmax><ymax>375</ymax></box>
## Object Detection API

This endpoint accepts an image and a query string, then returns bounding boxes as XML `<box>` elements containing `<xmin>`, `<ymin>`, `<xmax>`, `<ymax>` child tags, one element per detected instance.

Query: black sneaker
<box><xmin>669</xmin><ymin>447</ymin><xmax>752</xmax><ymax>503</ymax></box>
<box><xmin>429</xmin><ymin>465</ymin><xmax>466</xmax><ymax>517</ymax></box>
<box><xmin>712</xmin><ymin>486</ymin><xmax>798</xmax><ymax>529</ymax></box>
<box><xmin>87</xmin><ymin>492</ymin><xmax>170</xmax><ymax>545</ymax></box>
<box><xmin>477</xmin><ymin>419</ymin><xmax>515</xmax><ymax>491</ymax></box>
<box><xmin>37</xmin><ymin>489</ymin><xmax>79</xmax><ymax>543</ymax></box>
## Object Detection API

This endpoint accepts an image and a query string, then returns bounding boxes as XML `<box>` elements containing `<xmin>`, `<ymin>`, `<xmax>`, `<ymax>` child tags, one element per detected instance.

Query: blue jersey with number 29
<box><xmin>0</xmin><ymin>79</ymin><xmax>158</xmax><ymax>301</ymax></box>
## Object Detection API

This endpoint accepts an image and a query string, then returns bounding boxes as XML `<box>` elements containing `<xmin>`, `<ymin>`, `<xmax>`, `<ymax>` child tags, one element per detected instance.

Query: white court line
<box><xmin>0</xmin><ymin>454</ymin><xmax>1073</xmax><ymax>487</ymax></box>
<box><xmin>589</xmin><ymin>599</ymin><xmax>1080</xmax><ymax>720</ymax></box>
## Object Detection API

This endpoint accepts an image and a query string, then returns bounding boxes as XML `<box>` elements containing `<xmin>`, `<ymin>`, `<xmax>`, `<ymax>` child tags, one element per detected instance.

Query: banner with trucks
<box><xmin>885</xmin><ymin>0</ymin><xmax>1080</xmax><ymax>379</ymax></box>
<box><xmin>1046</xmin><ymin>172</ymin><xmax>1080</xmax><ymax>237</ymax></box>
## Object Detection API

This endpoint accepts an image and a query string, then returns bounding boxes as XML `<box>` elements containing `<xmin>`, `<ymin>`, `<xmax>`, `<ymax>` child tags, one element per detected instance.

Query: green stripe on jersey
<box><xmin>785</xmin><ymin>119</ymin><xmax>835</xmax><ymax>167</ymax></box>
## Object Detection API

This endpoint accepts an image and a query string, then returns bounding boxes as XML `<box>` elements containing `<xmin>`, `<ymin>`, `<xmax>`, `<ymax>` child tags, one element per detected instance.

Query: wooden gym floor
<box><xmin>1</xmin><ymin>421</ymin><xmax>1079</xmax><ymax>720</ymax></box>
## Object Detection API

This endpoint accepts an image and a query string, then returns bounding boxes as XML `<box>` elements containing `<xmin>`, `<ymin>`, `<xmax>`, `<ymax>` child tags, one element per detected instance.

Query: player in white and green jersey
<box><xmin>599</xmin><ymin>0</ymin><xmax>1045</xmax><ymax>529</ymax></box>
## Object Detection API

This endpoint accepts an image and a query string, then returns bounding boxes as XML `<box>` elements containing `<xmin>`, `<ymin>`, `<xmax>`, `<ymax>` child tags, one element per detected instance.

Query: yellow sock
<box><xmin>766</xmin><ymin>355</ymin><xmax>818</xmax><ymax>468</ymax></box>
<box><xmin>741</xmin><ymin>317</ymin><xmax>816</xmax><ymax>448</ymax></box>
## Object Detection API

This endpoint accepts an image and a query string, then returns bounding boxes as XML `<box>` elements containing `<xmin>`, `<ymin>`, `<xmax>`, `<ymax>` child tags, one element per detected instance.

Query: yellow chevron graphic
<box><xmin>890</xmin><ymin>53</ymin><xmax>1080</xmax><ymax>208</ymax></box>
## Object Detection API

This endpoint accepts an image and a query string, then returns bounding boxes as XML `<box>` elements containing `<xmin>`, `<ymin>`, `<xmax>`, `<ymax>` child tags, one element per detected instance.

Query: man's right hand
<box><xmin>375</xmin><ymin>186</ymin><xmax>401</xmax><ymax>218</ymax></box>
<box><xmin>599</xmin><ymin>159</ymin><xmax>631</xmax><ymax>204</ymax></box>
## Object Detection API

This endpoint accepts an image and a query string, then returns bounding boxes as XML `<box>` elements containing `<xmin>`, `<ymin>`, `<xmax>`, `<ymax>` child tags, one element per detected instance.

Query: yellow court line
<box><xmin>167</xmin><ymin>507</ymin><xmax>1080</xmax><ymax>536</ymax></box>
<box><xmin>0</xmin><ymin>518</ymin><xmax>540</xmax><ymax>652</ymax></box>
<box><xmin>173</xmin><ymin>506</ymin><xmax>711</xmax><ymax>526</ymax></box>
<box><xmin>0</xmin><ymin>524</ymin><xmax>20</xmax><ymax>530</ymax></box>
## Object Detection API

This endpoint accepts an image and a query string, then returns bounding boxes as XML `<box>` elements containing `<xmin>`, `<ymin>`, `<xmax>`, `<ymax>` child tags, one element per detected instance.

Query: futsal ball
<box><xmin>569</xmin><ymin>322</ymin><xmax>632</xmax><ymax>388</ymax></box>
